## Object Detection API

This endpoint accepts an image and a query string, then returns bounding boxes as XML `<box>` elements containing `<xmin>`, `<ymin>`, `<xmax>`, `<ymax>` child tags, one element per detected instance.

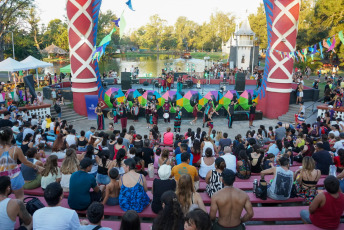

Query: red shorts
<box><xmin>208</xmin><ymin>121</ymin><xmax>213</xmax><ymax>129</ymax></box>
<box><xmin>249</xmin><ymin>114</ymin><xmax>255</xmax><ymax>122</ymax></box>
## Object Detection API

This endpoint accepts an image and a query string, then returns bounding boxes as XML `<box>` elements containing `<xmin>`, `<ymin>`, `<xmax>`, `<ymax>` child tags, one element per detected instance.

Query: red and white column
<box><xmin>258</xmin><ymin>0</ymin><xmax>300</xmax><ymax>118</ymax></box>
<box><xmin>66</xmin><ymin>0</ymin><xmax>98</xmax><ymax>116</ymax></box>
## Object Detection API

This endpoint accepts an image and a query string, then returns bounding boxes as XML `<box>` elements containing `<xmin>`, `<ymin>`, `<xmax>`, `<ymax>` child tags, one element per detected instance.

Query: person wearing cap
<box><xmin>0</xmin><ymin>111</ymin><xmax>13</xmax><ymax>128</ymax></box>
<box><xmin>275</xmin><ymin>122</ymin><xmax>286</xmax><ymax>141</ymax></box>
<box><xmin>68</xmin><ymin>158</ymin><xmax>102</xmax><ymax>210</ymax></box>
<box><xmin>210</xmin><ymin>169</ymin><xmax>253</xmax><ymax>229</ymax></box>
<box><xmin>312</xmin><ymin>143</ymin><xmax>333</xmax><ymax>175</ymax></box>
<box><xmin>151</xmin><ymin>164</ymin><xmax>176</xmax><ymax>214</ymax></box>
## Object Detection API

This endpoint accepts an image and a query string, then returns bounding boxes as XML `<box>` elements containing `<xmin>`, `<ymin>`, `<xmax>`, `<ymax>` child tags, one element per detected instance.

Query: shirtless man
<box><xmin>0</xmin><ymin>176</ymin><xmax>32</xmax><ymax>229</ymax></box>
<box><xmin>209</xmin><ymin>169</ymin><xmax>254</xmax><ymax>230</ymax></box>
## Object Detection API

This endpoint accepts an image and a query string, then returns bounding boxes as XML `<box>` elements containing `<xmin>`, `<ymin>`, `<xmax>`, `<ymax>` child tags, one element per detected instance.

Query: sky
<box><xmin>35</xmin><ymin>0</ymin><xmax>262</xmax><ymax>33</ymax></box>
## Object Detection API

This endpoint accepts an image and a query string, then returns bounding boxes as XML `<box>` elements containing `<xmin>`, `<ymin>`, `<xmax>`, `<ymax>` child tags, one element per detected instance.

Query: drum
<box><xmin>187</xmin><ymin>80</ymin><xmax>193</xmax><ymax>88</ymax></box>
<box><xmin>163</xmin><ymin>113</ymin><xmax>169</xmax><ymax>119</ymax></box>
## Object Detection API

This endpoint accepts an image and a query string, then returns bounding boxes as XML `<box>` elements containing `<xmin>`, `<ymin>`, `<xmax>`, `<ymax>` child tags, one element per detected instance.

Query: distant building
<box><xmin>222</xmin><ymin>17</ymin><xmax>259</xmax><ymax>71</ymax></box>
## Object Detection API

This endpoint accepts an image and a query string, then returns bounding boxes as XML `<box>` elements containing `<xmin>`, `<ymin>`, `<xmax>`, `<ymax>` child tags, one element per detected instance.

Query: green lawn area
<box><xmin>304</xmin><ymin>77</ymin><xmax>325</xmax><ymax>99</ymax></box>
<box><xmin>190</xmin><ymin>52</ymin><xmax>227</xmax><ymax>61</ymax></box>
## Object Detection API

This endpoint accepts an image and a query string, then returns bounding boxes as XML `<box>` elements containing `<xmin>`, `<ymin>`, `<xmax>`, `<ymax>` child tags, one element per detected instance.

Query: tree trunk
<box><xmin>33</xmin><ymin>29</ymin><xmax>40</xmax><ymax>51</ymax></box>
<box><xmin>0</xmin><ymin>38</ymin><xmax>4</xmax><ymax>61</ymax></box>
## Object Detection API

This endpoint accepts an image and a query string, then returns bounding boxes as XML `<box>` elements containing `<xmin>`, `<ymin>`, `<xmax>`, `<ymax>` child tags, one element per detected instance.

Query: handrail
<box><xmin>304</xmin><ymin>97</ymin><xmax>324</xmax><ymax>119</ymax></box>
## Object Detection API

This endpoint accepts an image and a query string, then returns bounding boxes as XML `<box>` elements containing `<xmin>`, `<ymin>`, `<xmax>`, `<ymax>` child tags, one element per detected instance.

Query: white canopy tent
<box><xmin>20</xmin><ymin>56</ymin><xmax>53</xmax><ymax>84</ymax></box>
<box><xmin>0</xmin><ymin>58</ymin><xmax>31</xmax><ymax>82</ymax></box>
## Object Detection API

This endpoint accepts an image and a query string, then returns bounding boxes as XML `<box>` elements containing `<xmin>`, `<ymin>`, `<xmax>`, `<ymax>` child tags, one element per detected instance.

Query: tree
<box><xmin>142</xmin><ymin>14</ymin><xmax>167</xmax><ymax>50</ymax></box>
<box><xmin>0</xmin><ymin>0</ymin><xmax>34</xmax><ymax>60</ymax></box>
<box><xmin>27</xmin><ymin>7</ymin><xmax>41</xmax><ymax>51</ymax></box>
<box><xmin>96</xmin><ymin>10</ymin><xmax>120</xmax><ymax>55</ymax></box>
<box><xmin>248</xmin><ymin>3</ymin><xmax>268</xmax><ymax>49</ymax></box>
<box><xmin>174</xmin><ymin>16</ymin><xmax>199</xmax><ymax>51</ymax></box>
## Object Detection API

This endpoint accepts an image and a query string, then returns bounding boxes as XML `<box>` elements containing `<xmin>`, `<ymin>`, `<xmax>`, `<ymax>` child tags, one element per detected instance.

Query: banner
<box><xmin>85</xmin><ymin>95</ymin><xmax>99</xmax><ymax>120</ymax></box>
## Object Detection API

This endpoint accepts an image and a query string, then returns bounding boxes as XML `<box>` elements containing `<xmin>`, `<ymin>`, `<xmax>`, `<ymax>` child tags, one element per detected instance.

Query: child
<box><xmin>263</xmin><ymin>153</ymin><xmax>275</xmax><ymax>170</ymax></box>
<box><xmin>37</xmin><ymin>143</ymin><xmax>46</xmax><ymax>162</ymax></box>
<box><xmin>41</xmin><ymin>155</ymin><xmax>61</xmax><ymax>190</ymax></box>
<box><xmin>154</xmin><ymin>147</ymin><xmax>161</xmax><ymax>169</ymax></box>
<box><xmin>102</xmin><ymin>168</ymin><xmax>120</xmax><ymax>206</ymax></box>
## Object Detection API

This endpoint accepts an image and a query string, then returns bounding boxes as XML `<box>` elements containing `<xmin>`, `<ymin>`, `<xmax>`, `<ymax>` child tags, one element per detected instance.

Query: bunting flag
<box><xmin>323</xmin><ymin>39</ymin><xmax>330</xmax><ymax>50</ymax></box>
<box><xmin>126</xmin><ymin>0</ymin><xmax>135</xmax><ymax>11</ymax></box>
<box><xmin>92</xmin><ymin>27</ymin><xmax>116</xmax><ymax>62</ymax></box>
<box><xmin>327</xmin><ymin>36</ymin><xmax>336</xmax><ymax>53</ymax></box>
<box><xmin>339</xmin><ymin>31</ymin><xmax>344</xmax><ymax>44</ymax></box>
<box><xmin>112</xmin><ymin>18</ymin><xmax>120</xmax><ymax>27</ymax></box>
<box><xmin>319</xmin><ymin>42</ymin><xmax>324</xmax><ymax>59</ymax></box>
<box><xmin>119</xmin><ymin>12</ymin><xmax>126</xmax><ymax>38</ymax></box>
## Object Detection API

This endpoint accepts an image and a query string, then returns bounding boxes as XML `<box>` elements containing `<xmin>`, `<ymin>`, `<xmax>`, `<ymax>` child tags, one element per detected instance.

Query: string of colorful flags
<box><xmin>92</xmin><ymin>0</ymin><xmax>134</xmax><ymax>62</ymax></box>
<box><xmin>266</xmin><ymin>31</ymin><xmax>344</xmax><ymax>62</ymax></box>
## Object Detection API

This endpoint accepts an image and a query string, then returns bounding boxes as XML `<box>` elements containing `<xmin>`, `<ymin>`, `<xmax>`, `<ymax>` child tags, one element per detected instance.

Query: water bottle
<box><xmin>253</xmin><ymin>179</ymin><xmax>258</xmax><ymax>193</ymax></box>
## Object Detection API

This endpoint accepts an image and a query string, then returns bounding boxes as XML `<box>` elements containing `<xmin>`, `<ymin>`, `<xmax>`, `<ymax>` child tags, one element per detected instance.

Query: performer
<box><xmin>151</xmin><ymin>95</ymin><xmax>158</xmax><ymax>110</ymax></box>
<box><xmin>207</xmin><ymin>109</ymin><xmax>214</xmax><ymax>136</ymax></box>
<box><xmin>161</xmin><ymin>75</ymin><xmax>166</xmax><ymax>92</ymax></box>
<box><xmin>202</xmin><ymin>100</ymin><xmax>212</xmax><ymax>128</ymax></box>
<box><xmin>249</xmin><ymin>102</ymin><xmax>256</xmax><ymax>128</ymax></box>
<box><xmin>163</xmin><ymin>101</ymin><xmax>171</xmax><ymax>123</ymax></box>
<box><xmin>174</xmin><ymin>106</ymin><xmax>182</xmax><ymax>133</ymax></box>
<box><xmin>145</xmin><ymin>103</ymin><xmax>152</xmax><ymax>128</ymax></box>
<box><xmin>95</xmin><ymin>103</ymin><xmax>104</xmax><ymax>130</ymax></box>
<box><xmin>166</xmin><ymin>73</ymin><xmax>172</xmax><ymax>90</ymax></box>
<box><xmin>196</xmin><ymin>77</ymin><xmax>201</xmax><ymax>89</ymax></box>
<box><xmin>152</xmin><ymin>108</ymin><xmax>158</xmax><ymax>126</ymax></box>
<box><xmin>131</xmin><ymin>103</ymin><xmax>140</xmax><ymax>122</ymax></box>
<box><xmin>112</xmin><ymin>100</ymin><xmax>119</xmax><ymax>124</ymax></box>
<box><xmin>119</xmin><ymin>102</ymin><xmax>128</xmax><ymax>131</ymax></box>
<box><xmin>227</xmin><ymin>100</ymin><xmax>237</xmax><ymax>128</ymax></box>
<box><xmin>177</xmin><ymin>75</ymin><xmax>183</xmax><ymax>92</ymax></box>
<box><xmin>190</xmin><ymin>103</ymin><xmax>201</xmax><ymax>125</ymax></box>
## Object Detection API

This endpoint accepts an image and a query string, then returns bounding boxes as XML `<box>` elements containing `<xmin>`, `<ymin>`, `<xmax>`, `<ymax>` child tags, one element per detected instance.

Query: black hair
<box><xmin>276</xmin><ymin>139</ymin><xmax>283</xmax><ymax>151</ymax></box>
<box><xmin>80</xmin><ymin>130</ymin><xmax>85</xmax><ymax>136</ymax></box>
<box><xmin>155</xmin><ymin>148</ymin><xmax>161</xmax><ymax>156</ymax></box>
<box><xmin>26</xmin><ymin>147</ymin><xmax>37</xmax><ymax>158</ymax></box>
<box><xmin>185</xmin><ymin>208</ymin><xmax>212</xmax><ymax>230</ymax></box>
<box><xmin>223</xmin><ymin>132</ymin><xmax>228</xmax><ymax>138</ymax></box>
<box><xmin>279</xmin><ymin>156</ymin><xmax>290</xmax><ymax>166</ymax></box>
<box><xmin>181</xmin><ymin>152</ymin><xmax>190</xmax><ymax>162</ymax></box>
<box><xmin>116</xmin><ymin>148</ymin><xmax>126</xmax><ymax>166</ymax></box>
<box><xmin>120</xmin><ymin>210</ymin><xmax>141</xmax><ymax>230</ymax></box>
<box><xmin>109</xmin><ymin>168</ymin><xmax>119</xmax><ymax>180</ymax></box>
<box><xmin>0</xmin><ymin>127</ymin><xmax>13</xmax><ymax>144</ymax></box>
<box><xmin>144</xmin><ymin>139</ymin><xmax>150</xmax><ymax>147</ymax></box>
<box><xmin>110</xmin><ymin>134</ymin><xmax>116</xmax><ymax>141</ymax></box>
<box><xmin>324</xmin><ymin>175</ymin><xmax>340</xmax><ymax>194</ymax></box>
<box><xmin>44</xmin><ymin>182</ymin><xmax>63</xmax><ymax>206</ymax></box>
<box><xmin>153</xmin><ymin>191</ymin><xmax>183</xmax><ymax>230</ymax></box>
<box><xmin>205</xmin><ymin>147</ymin><xmax>213</xmax><ymax>157</ymax></box>
<box><xmin>215</xmin><ymin>157</ymin><xmax>226</xmax><ymax>171</ymax></box>
<box><xmin>117</xmin><ymin>137</ymin><xmax>123</xmax><ymax>145</ymax></box>
<box><xmin>196</xmin><ymin>127</ymin><xmax>201</xmax><ymax>139</ymax></box>
<box><xmin>85</xmin><ymin>145</ymin><xmax>94</xmax><ymax>159</ymax></box>
<box><xmin>181</xmin><ymin>143</ymin><xmax>188</xmax><ymax>151</ymax></box>
<box><xmin>87</xmin><ymin>202</ymin><xmax>104</xmax><ymax>224</ymax></box>
<box><xmin>99</xmin><ymin>150</ymin><xmax>110</xmax><ymax>167</ymax></box>
<box><xmin>222</xmin><ymin>169</ymin><xmax>236</xmax><ymax>186</ymax></box>
<box><xmin>0</xmin><ymin>176</ymin><xmax>11</xmax><ymax>194</ymax></box>
<box><xmin>124</xmin><ymin>158</ymin><xmax>136</xmax><ymax>170</ymax></box>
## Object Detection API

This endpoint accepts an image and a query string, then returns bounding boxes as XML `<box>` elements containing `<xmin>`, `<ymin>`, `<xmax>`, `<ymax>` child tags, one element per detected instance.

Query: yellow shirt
<box><xmin>171</xmin><ymin>162</ymin><xmax>198</xmax><ymax>181</ymax></box>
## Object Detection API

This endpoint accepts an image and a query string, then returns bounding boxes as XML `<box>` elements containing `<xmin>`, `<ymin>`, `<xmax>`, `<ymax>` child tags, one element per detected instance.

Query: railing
<box><xmin>305</xmin><ymin>97</ymin><xmax>324</xmax><ymax>119</ymax></box>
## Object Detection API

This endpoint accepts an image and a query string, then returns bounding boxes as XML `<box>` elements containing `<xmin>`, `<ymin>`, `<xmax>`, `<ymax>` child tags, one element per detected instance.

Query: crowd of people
<box><xmin>0</xmin><ymin>96</ymin><xmax>344</xmax><ymax>230</ymax></box>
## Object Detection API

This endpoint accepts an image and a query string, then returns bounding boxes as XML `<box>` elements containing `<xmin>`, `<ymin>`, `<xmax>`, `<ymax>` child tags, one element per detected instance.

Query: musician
<box><xmin>131</xmin><ymin>103</ymin><xmax>140</xmax><ymax>122</ymax></box>
<box><xmin>161</xmin><ymin>75</ymin><xmax>167</xmax><ymax>92</ymax></box>
<box><xmin>112</xmin><ymin>99</ymin><xmax>119</xmax><ymax>124</ymax></box>
<box><xmin>177</xmin><ymin>75</ymin><xmax>183</xmax><ymax>92</ymax></box>
<box><xmin>151</xmin><ymin>95</ymin><xmax>158</xmax><ymax>110</ymax></box>
<box><xmin>119</xmin><ymin>102</ymin><xmax>128</xmax><ymax>131</ymax></box>
<box><xmin>163</xmin><ymin>101</ymin><xmax>171</xmax><ymax>123</ymax></box>
<box><xmin>166</xmin><ymin>73</ymin><xmax>172</xmax><ymax>90</ymax></box>
<box><xmin>174</xmin><ymin>106</ymin><xmax>182</xmax><ymax>133</ymax></box>
<box><xmin>152</xmin><ymin>108</ymin><xmax>158</xmax><ymax>126</ymax></box>
<box><xmin>95</xmin><ymin>103</ymin><xmax>104</xmax><ymax>130</ymax></box>
<box><xmin>145</xmin><ymin>103</ymin><xmax>152</xmax><ymax>129</ymax></box>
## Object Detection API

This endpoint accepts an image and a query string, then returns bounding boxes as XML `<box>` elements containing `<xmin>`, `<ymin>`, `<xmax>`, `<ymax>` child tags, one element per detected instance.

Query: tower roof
<box><xmin>234</xmin><ymin>17</ymin><xmax>255</xmax><ymax>36</ymax></box>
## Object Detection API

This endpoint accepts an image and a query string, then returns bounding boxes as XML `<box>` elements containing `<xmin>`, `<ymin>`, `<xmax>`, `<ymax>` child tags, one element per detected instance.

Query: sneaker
<box><xmin>190</xmin><ymin>121</ymin><xmax>193</xmax><ymax>125</ymax></box>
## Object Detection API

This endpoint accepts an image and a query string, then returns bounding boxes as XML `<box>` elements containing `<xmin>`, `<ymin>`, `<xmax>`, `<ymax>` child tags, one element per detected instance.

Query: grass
<box><xmin>190</xmin><ymin>52</ymin><xmax>226</xmax><ymax>61</ymax></box>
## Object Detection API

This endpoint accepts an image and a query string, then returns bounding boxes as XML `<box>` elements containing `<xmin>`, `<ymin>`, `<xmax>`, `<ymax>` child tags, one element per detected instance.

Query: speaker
<box><xmin>24</xmin><ymin>75</ymin><xmax>37</xmax><ymax>98</ymax></box>
<box><xmin>121</xmin><ymin>72</ymin><xmax>132</xmax><ymax>90</ymax></box>
<box><xmin>131</xmin><ymin>79</ymin><xmax>139</xmax><ymax>84</ymax></box>
<box><xmin>143</xmin><ymin>81</ymin><xmax>149</xmax><ymax>86</ymax></box>
<box><xmin>235</xmin><ymin>72</ymin><xmax>246</xmax><ymax>91</ymax></box>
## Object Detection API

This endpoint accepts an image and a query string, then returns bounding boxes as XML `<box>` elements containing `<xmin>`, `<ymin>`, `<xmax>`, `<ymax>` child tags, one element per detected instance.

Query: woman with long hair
<box><xmin>152</xmin><ymin>191</ymin><xmax>183</xmax><ymax>230</ymax></box>
<box><xmin>158</xmin><ymin>149</ymin><xmax>173</xmax><ymax>167</ymax></box>
<box><xmin>249</xmin><ymin>145</ymin><xmax>264</xmax><ymax>173</ymax></box>
<box><xmin>294</xmin><ymin>156</ymin><xmax>321</xmax><ymax>204</ymax></box>
<box><xmin>113</xmin><ymin>137</ymin><xmax>126</xmax><ymax>160</ymax></box>
<box><xmin>54</xmin><ymin>121</ymin><xmax>60</xmax><ymax>135</ymax></box>
<box><xmin>184</xmin><ymin>208</ymin><xmax>212</xmax><ymax>230</ymax></box>
<box><xmin>191</xmin><ymin>103</ymin><xmax>200</xmax><ymax>125</ymax></box>
<box><xmin>236</xmin><ymin>150</ymin><xmax>251</xmax><ymax>179</ymax></box>
<box><xmin>51</xmin><ymin>134</ymin><xmax>66</xmax><ymax>159</ymax></box>
<box><xmin>205</xmin><ymin>157</ymin><xmax>225</xmax><ymax>197</ymax></box>
<box><xmin>41</xmin><ymin>155</ymin><xmax>61</xmax><ymax>189</ymax></box>
<box><xmin>21</xmin><ymin>133</ymin><xmax>34</xmax><ymax>155</ymax></box>
<box><xmin>120</xmin><ymin>210</ymin><xmax>141</xmax><ymax>230</ymax></box>
<box><xmin>60</xmin><ymin>148</ymin><xmax>79</xmax><ymax>192</ymax></box>
<box><xmin>176</xmin><ymin>174</ymin><xmax>206</xmax><ymax>215</ymax></box>
<box><xmin>95</xmin><ymin>150</ymin><xmax>112</xmax><ymax>185</ymax></box>
<box><xmin>214</xmin><ymin>131</ymin><xmax>223</xmax><ymax>147</ymax></box>
<box><xmin>197</xmin><ymin>148</ymin><xmax>215</xmax><ymax>179</ymax></box>
<box><xmin>95</xmin><ymin>102</ymin><xmax>104</xmax><ymax>130</ymax></box>
<box><xmin>110</xmin><ymin>148</ymin><xmax>126</xmax><ymax>175</ymax></box>
<box><xmin>84</xmin><ymin>145</ymin><xmax>98</xmax><ymax>177</ymax></box>
<box><xmin>191</xmin><ymin>139</ymin><xmax>201</xmax><ymax>167</ymax></box>
<box><xmin>77</xmin><ymin>130</ymin><xmax>88</xmax><ymax>152</ymax></box>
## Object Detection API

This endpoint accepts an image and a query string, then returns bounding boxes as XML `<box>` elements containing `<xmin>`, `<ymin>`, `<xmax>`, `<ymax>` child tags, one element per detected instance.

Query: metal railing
<box><xmin>304</xmin><ymin>97</ymin><xmax>324</xmax><ymax>119</ymax></box>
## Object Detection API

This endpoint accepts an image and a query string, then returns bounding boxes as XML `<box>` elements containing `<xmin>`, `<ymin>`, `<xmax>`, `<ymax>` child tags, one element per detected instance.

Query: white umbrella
<box><xmin>20</xmin><ymin>56</ymin><xmax>53</xmax><ymax>85</ymax></box>
<box><xmin>0</xmin><ymin>58</ymin><xmax>31</xmax><ymax>82</ymax></box>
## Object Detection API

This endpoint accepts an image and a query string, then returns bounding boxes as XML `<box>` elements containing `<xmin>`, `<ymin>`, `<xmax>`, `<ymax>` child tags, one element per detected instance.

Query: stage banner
<box><xmin>85</xmin><ymin>95</ymin><xmax>98</xmax><ymax>120</ymax></box>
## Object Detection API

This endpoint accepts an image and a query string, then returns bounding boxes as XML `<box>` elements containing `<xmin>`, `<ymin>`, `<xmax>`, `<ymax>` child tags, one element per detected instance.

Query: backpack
<box><xmin>24</xmin><ymin>197</ymin><xmax>45</xmax><ymax>215</ymax></box>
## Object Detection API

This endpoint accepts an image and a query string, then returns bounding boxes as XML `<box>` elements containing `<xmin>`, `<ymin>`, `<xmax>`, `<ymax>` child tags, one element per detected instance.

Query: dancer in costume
<box><xmin>227</xmin><ymin>100</ymin><xmax>237</xmax><ymax>128</ymax></box>
<box><xmin>191</xmin><ymin>103</ymin><xmax>201</xmax><ymax>125</ymax></box>
<box><xmin>203</xmin><ymin>100</ymin><xmax>212</xmax><ymax>128</ymax></box>
<box><xmin>112</xmin><ymin>100</ymin><xmax>119</xmax><ymax>124</ymax></box>
<box><xmin>166</xmin><ymin>73</ymin><xmax>172</xmax><ymax>90</ymax></box>
<box><xmin>161</xmin><ymin>75</ymin><xmax>166</xmax><ymax>92</ymax></box>
<box><xmin>145</xmin><ymin>103</ymin><xmax>152</xmax><ymax>129</ymax></box>
<box><xmin>95</xmin><ymin>103</ymin><xmax>104</xmax><ymax>130</ymax></box>
<box><xmin>163</xmin><ymin>101</ymin><xmax>171</xmax><ymax>123</ymax></box>
<box><xmin>174</xmin><ymin>106</ymin><xmax>182</xmax><ymax>133</ymax></box>
<box><xmin>119</xmin><ymin>102</ymin><xmax>128</xmax><ymax>131</ymax></box>
<box><xmin>152</xmin><ymin>108</ymin><xmax>158</xmax><ymax>126</ymax></box>
<box><xmin>208</xmin><ymin>106</ymin><xmax>219</xmax><ymax>136</ymax></box>
<box><xmin>177</xmin><ymin>75</ymin><xmax>183</xmax><ymax>92</ymax></box>
<box><xmin>131</xmin><ymin>103</ymin><xmax>140</xmax><ymax>122</ymax></box>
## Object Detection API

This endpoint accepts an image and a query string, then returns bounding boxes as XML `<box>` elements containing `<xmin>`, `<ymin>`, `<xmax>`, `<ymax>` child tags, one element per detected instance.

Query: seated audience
<box><xmin>119</xmin><ymin>158</ymin><xmax>150</xmax><ymax>213</ymax></box>
<box><xmin>95</xmin><ymin>150</ymin><xmax>112</xmax><ymax>185</ymax></box>
<box><xmin>249</xmin><ymin>145</ymin><xmax>264</xmax><ymax>173</ymax></box>
<box><xmin>60</xmin><ymin>148</ymin><xmax>79</xmax><ymax>192</ymax></box>
<box><xmin>41</xmin><ymin>155</ymin><xmax>61</xmax><ymax>190</ymax></box>
<box><xmin>0</xmin><ymin>176</ymin><xmax>32</xmax><ymax>229</ymax></box>
<box><xmin>176</xmin><ymin>144</ymin><xmax>194</xmax><ymax>165</ymax></box>
<box><xmin>176</xmin><ymin>174</ymin><xmax>206</xmax><ymax>215</ymax></box>
<box><xmin>198</xmin><ymin>147</ymin><xmax>215</xmax><ymax>179</ymax></box>
<box><xmin>206</xmin><ymin>157</ymin><xmax>225</xmax><ymax>197</ymax></box>
<box><xmin>142</xmin><ymin>139</ymin><xmax>154</xmax><ymax>167</ymax></box>
<box><xmin>21</xmin><ymin>147</ymin><xmax>43</xmax><ymax>189</ymax></box>
<box><xmin>152</xmin><ymin>191</ymin><xmax>184</xmax><ymax>230</ymax></box>
<box><xmin>33</xmin><ymin>182</ymin><xmax>80</xmax><ymax>229</ymax></box>
<box><xmin>313</xmin><ymin>142</ymin><xmax>333</xmax><ymax>175</ymax></box>
<box><xmin>51</xmin><ymin>134</ymin><xmax>66</xmax><ymax>159</ymax></box>
<box><xmin>210</xmin><ymin>169</ymin><xmax>254</xmax><ymax>229</ymax></box>
<box><xmin>21</xmin><ymin>133</ymin><xmax>34</xmax><ymax>155</ymax></box>
<box><xmin>110</xmin><ymin>148</ymin><xmax>126</xmax><ymax>175</ymax></box>
<box><xmin>68</xmin><ymin>158</ymin><xmax>102</xmax><ymax>210</ymax></box>
<box><xmin>163</xmin><ymin>127</ymin><xmax>174</xmax><ymax>145</ymax></box>
<box><xmin>151</xmin><ymin>165</ymin><xmax>176</xmax><ymax>214</ymax></box>
<box><xmin>120</xmin><ymin>210</ymin><xmax>141</xmax><ymax>230</ymax></box>
<box><xmin>171</xmin><ymin>152</ymin><xmax>199</xmax><ymax>182</ymax></box>
<box><xmin>236</xmin><ymin>150</ymin><xmax>251</xmax><ymax>179</ymax></box>
<box><xmin>158</xmin><ymin>148</ymin><xmax>173</xmax><ymax>167</ymax></box>
<box><xmin>102</xmin><ymin>168</ymin><xmax>120</xmax><ymax>206</ymax></box>
<box><xmin>220</xmin><ymin>146</ymin><xmax>236</xmax><ymax>173</ymax></box>
<box><xmin>300</xmin><ymin>176</ymin><xmax>344</xmax><ymax>230</ymax></box>
<box><xmin>79</xmin><ymin>202</ymin><xmax>111</xmax><ymax>230</ymax></box>
<box><xmin>263</xmin><ymin>153</ymin><xmax>275</xmax><ymax>170</ymax></box>
<box><xmin>77</xmin><ymin>130</ymin><xmax>88</xmax><ymax>151</ymax></box>
<box><xmin>261</xmin><ymin>155</ymin><xmax>294</xmax><ymax>200</ymax></box>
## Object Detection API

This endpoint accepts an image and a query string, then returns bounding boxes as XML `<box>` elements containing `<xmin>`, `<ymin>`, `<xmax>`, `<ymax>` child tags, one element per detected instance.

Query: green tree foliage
<box><xmin>96</xmin><ymin>10</ymin><xmax>120</xmax><ymax>55</ymax></box>
<box><xmin>248</xmin><ymin>3</ymin><xmax>267</xmax><ymax>49</ymax></box>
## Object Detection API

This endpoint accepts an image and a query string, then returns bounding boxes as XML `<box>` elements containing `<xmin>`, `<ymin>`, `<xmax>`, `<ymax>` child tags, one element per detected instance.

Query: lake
<box><xmin>47</xmin><ymin>54</ymin><xmax>215</xmax><ymax>77</ymax></box>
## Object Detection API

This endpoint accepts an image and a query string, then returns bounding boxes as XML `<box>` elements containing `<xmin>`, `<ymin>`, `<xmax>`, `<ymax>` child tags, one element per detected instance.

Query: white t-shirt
<box><xmin>333</xmin><ymin>139</ymin><xmax>344</xmax><ymax>155</ymax></box>
<box><xmin>33</xmin><ymin>206</ymin><xmax>80</xmax><ymax>230</ymax></box>
<box><xmin>41</xmin><ymin>168</ymin><xmax>62</xmax><ymax>189</ymax></box>
<box><xmin>61</xmin><ymin>173</ymin><xmax>72</xmax><ymax>190</ymax></box>
<box><xmin>221</xmin><ymin>153</ymin><xmax>237</xmax><ymax>173</ymax></box>
<box><xmin>50</xmin><ymin>123</ymin><xmax>55</xmax><ymax>131</ymax></box>
<box><xmin>329</xmin><ymin>130</ymin><xmax>340</xmax><ymax>137</ymax></box>
<box><xmin>31</xmin><ymin>119</ymin><xmax>38</xmax><ymax>126</ymax></box>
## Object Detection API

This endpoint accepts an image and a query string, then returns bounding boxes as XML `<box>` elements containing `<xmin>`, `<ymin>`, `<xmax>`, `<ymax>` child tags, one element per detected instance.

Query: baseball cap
<box><xmin>80</xmin><ymin>158</ymin><xmax>93</xmax><ymax>169</ymax></box>
<box><xmin>158</xmin><ymin>164</ymin><xmax>172</xmax><ymax>180</ymax></box>
<box><xmin>277</xmin><ymin>122</ymin><xmax>282</xmax><ymax>126</ymax></box>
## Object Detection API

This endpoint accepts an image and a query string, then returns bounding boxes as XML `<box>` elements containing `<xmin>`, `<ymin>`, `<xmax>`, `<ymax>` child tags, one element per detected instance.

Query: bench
<box><xmin>246</xmin><ymin>224</ymin><xmax>344</xmax><ymax>230</ymax></box>
<box><xmin>101</xmin><ymin>221</ymin><xmax>152</xmax><ymax>230</ymax></box>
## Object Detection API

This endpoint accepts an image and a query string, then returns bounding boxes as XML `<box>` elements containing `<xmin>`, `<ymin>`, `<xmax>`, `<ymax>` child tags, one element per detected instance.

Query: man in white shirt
<box><xmin>31</xmin><ymin>114</ymin><xmax>39</xmax><ymax>126</ymax></box>
<box><xmin>329</xmin><ymin>124</ymin><xmax>340</xmax><ymax>138</ymax></box>
<box><xmin>66</xmin><ymin>129</ymin><xmax>78</xmax><ymax>148</ymax></box>
<box><xmin>23</xmin><ymin>122</ymin><xmax>35</xmax><ymax>140</ymax></box>
<box><xmin>332</xmin><ymin>133</ymin><xmax>344</xmax><ymax>156</ymax></box>
<box><xmin>221</xmin><ymin>146</ymin><xmax>237</xmax><ymax>173</ymax></box>
<box><xmin>33</xmin><ymin>182</ymin><xmax>80</xmax><ymax>230</ymax></box>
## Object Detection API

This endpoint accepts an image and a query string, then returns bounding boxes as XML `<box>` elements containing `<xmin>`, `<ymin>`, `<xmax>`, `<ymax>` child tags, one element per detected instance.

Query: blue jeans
<box><xmin>11</xmin><ymin>172</ymin><xmax>25</xmax><ymax>191</ymax></box>
<box><xmin>340</xmin><ymin>179</ymin><xmax>344</xmax><ymax>193</ymax></box>
<box><xmin>96</xmin><ymin>173</ymin><xmax>110</xmax><ymax>185</ymax></box>
<box><xmin>300</xmin><ymin>210</ymin><xmax>312</xmax><ymax>224</ymax></box>
<box><xmin>78</xmin><ymin>146</ymin><xmax>87</xmax><ymax>152</ymax></box>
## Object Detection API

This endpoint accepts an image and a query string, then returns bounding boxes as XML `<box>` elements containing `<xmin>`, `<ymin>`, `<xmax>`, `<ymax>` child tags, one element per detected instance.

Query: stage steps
<box><xmin>50</xmin><ymin>103</ymin><xmax>87</xmax><ymax>122</ymax></box>
<box><xmin>278</xmin><ymin>104</ymin><xmax>312</xmax><ymax>124</ymax></box>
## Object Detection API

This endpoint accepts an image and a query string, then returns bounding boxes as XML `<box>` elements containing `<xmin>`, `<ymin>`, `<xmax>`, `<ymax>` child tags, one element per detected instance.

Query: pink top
<box><xmin>154</xmin><ymin>155</ymin><xmax>159</xmax><ymax>169</ymax></box>
<box><xmin>163</xmin><ymin>132</ymin><xmax>174</xmax><ymax>145</ymax></box>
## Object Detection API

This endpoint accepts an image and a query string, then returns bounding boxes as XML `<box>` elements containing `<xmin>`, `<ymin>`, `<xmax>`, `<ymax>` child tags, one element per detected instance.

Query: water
<box><xmin>47</xmin><ymin>54</ymin><xmax>210</xmax><ymax>77</ymax></box>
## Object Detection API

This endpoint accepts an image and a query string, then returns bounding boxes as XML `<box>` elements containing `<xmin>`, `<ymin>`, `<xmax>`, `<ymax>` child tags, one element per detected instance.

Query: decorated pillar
<box><xmin>257</xmin><ymin>0</ymin><xmax>301</xmax><ymax>118</ymax></box>
<box><xmin>66</xmin><ymin>0</ymin><xmax>100</xmax><ymax>116</ymax></box>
